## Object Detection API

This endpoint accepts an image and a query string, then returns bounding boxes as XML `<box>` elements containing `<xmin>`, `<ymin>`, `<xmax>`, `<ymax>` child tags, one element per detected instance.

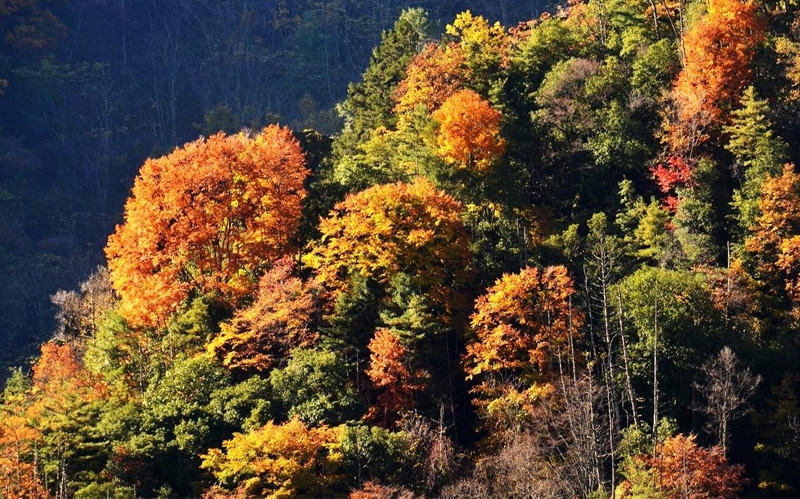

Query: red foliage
<box><xmin>365</xmin><ymin>329</ymin><xmax>426</xmax><ymax>427</ymax></box>
<box><xmin>650</xmin><ymin>156</ymin><xmax>695</xmax><ymax>212</ymax></box>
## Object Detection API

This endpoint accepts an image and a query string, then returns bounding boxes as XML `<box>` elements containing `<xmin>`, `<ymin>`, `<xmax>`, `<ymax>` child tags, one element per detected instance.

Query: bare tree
<box><xmin>51</xmin><ymin>266</ymin><xmax>114</xmax><ymax>339</ymax></box>
<box><xmin>693</xmin><ymin>346</ymin><xmax>761</xmax><ymax>455</ymax></box>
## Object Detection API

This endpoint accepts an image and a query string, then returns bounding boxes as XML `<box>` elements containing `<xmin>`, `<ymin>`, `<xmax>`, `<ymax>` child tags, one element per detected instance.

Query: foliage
<box><xmin>668</xmin><ymin>0</ymin><xmax>766</xmax><ymax>154</ymax></box>
<box><xmin>745</xmin><ymin>164</ymin><xmax>800</xmax><ymax>304</ymax></box>
<box><xmin>365</xmin><ymin>329</ymin><xmax>426</xmax><ymax>427</ymax></box>
<box><xmin>201</xmin><ymin>416</ymin><xmax>343</xmax><ymax>498</ymax></box>
<box><xmin>618</xmin><ymin>434</ymin><xmax>744</xmax><ymax>498</ymax></box>
<box><xmin>304</xmin><ymin>177</ymin><xmax>471</xmax><ymax>315</ymax></box>
<box><xmin>464</xmin><ymin>266</ymin><xmax>582</xmax><ymax>430</ymax></box>
<box><xmin>208</xmin><ymin>258</ymin><xmax>319</xmax><ymax>373</ymax></box>
<box><xmin>106</xmin><ymin>126</ymin><xmax>308</xmax><ymax>326</ymax></box>
<box><xmin>269</xmin><ymin>348</ymin><xmax>361</xmax><ymax>426</ymax></box>
<box><xmin>432</xmin><ymin>89</ymin><xmax>506</xmax><ymax>173</ymax></box>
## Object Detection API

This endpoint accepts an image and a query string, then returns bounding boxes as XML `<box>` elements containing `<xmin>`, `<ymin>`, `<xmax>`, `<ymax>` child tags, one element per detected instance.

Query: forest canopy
<box><xmin>3</xmin><ymin>0</ymin><xmax>800</xmax><ymax>497</ymax></box>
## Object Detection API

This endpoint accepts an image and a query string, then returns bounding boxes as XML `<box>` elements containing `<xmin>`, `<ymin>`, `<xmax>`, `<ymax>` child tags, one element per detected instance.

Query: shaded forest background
<box><xmin>0</xmin><ymin>0</ymin><xmax>549</xmax><ymax>374</ymax></box>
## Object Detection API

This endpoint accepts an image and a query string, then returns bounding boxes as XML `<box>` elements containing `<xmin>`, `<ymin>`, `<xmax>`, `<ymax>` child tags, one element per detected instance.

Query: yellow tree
<box><xmin>106</xmin><ymin>126</ymin><xmax>308</xmax><ymax>326</ymax></box>
<box><xmin>303</xmin><ymin>177</ymin><xmax>471</xmax><ymax>316</ymax></box>
<box><xmin>201</xmin><ymin>416</ymin><xmax>343</xmax><ymax>499</ymax></box>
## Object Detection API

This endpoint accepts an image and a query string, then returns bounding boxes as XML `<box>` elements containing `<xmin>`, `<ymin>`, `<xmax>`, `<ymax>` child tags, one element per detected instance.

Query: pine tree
<box><xmin>724</xmin><ymin>86</ymin><xmax>789</xmax><ymax>236</ymax></box>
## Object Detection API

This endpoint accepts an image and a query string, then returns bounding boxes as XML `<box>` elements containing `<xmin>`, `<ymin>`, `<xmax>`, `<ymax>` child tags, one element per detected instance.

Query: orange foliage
<box><xmin>208</xmin><ymin>258</ymin><xmax>319</xmax><ymax>373</ymax></box>
<box><xmin>464</xmin><ymin>266</ymin><xmax>581</xmax><ymax>426</ymax></box>
<box><xmin>106</xmin><ymin>126</ymin><xmax>308</xmax><ymax>326</ymax></box>
<box><xmin>201</xmin><ymin>416</ymin><xmax>342</xmax><ymax>499</ymax></box>
<box><xmin>669</xmin><ymin>0</ymin><xmax>765</xmax><ymax>153</ymax></box>
<box><xmin>303</xmin><ymin>177</ymin><xmax>471</xmax><ymax>314</ymax></box>
<box><xmin>394</xmin><ymin>43</ymin><xmax>467</xmax><ymax>115</ymax></box>
<box><xmin>350</xmin><ymin>481</ymin><xmax>416</xmax><ymax>499</ymax></box>
<box><xmin>653</xmin><ymin>434</ymin><xmax>744</xmax><ymax>498</ymax></box>
<box><xmin>365</xmin><ymin>329</ymin><xmax>426</xmax><ymax>427</ymax></box>
<box><xmin>432</xmin><ymin>89</ymin><xmax>506</xmax><ymax>173</ymax></box>
<box><xmin>1</xmin><ymin>342</ymin><xmax>107</xmax><ymax>498</ymax></box>
<box><xmin>0</xmin><ymin>409</ymin><xmax>48</xmax><ymax>499</ymax></box>
<box><xmin>465</xmin><ymin>266</ymin><xmax>579</xmax><ymax>379</ymax></box>
<box><xmin>745</xmin><ymin>164</ymin><xmax>800</xmax><ymax>302</ymax></box>
<box><xmin>32</xmin><ymin>342</ymin><xmax>108</xmax><ymax>405</ymax></box>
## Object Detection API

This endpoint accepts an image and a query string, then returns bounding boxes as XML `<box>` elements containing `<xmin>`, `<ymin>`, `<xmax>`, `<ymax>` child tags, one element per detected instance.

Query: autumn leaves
<box><xmin>105</xmin><ymin>126</ymin><xmax>309</xmax><ymax>327</ymax></box>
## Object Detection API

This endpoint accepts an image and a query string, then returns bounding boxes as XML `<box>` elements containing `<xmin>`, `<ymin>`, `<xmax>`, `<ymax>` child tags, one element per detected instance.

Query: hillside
<box><xmin>3</xmin><ymin>1</ymin><xmax>800</xmax><ymax>498</ymax></box>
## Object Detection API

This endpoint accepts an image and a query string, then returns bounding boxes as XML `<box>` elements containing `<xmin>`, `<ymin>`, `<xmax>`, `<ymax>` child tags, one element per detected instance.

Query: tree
<box><xmin>668</xmin><ymin>0</ymin><xmax>766</xmax><ymax>155</ymax></box>
<box><xmin>0</xmin><ymin>370</ymin><xmax>48</xmax><ymax>499</ymax></box>
<box><xmin>693</xmin><ymin>347</ymin><xmax>761</xmax><ymax>455</ymax></box>
<box><xmin>303</xmin><ymin>177</ymin><xmax>471</xmax><ymax>316</ymax></box>
<box><xmin>464</xmin><ymin>266</ymin><xmax>582</xmax><ymax>430</ymax></box>
<box><xmin>208</xmin><ymin>258</ymin><xmax>319</xmax><ymax>373</ymax></box>
<box><xmin>269</xmin><ymin>348</ymin><xmax>360</xmax><ymax>426</ymax></box>
<box><xmin>337</xmin><ymin>8</ymin><xmax>432</xmax><ymax>140</ymax></box>
<box><xmin>394</xmin><ymin>43</ymin><xmax>467</xmax><ymax>115</ymax></box>
<box><xmin>615</xmin><ymin>267</ymin><xmax>725</xmax><ymax>417</ymax></box>
<box><xmin>432</xmin><ymin>89</ymin><xmax>506</xmax><ymax>173</ymax></box>
<box><xmin>443</xmin><ymin>10</ymin><xmax>508</xmax><ymax>95</ymax></box>
<box><xmin>106</xmin><ymin>126</ymin><xmax>308</xmax><ymax>326</ymax></box>
<box><xmin>659</xmin><ymin>434</ymin><xmax>742</xmax><ymax>498</ymax></box>
<box><xmin>201</xmin><ymin>416</ymin><xmax>343</xmax><ymax>499</ymax></box>
<box><xmin>50</xmin><ymin>266</ymin><xmax>114</xmax><ymax>339</ymax></box>
<box><xmin>365</xmin><ymin>329</ymin><xmax>426</xmax><ymax>427</ymax></box>
<box><xmin>724</xmin><ymin>87</ymin><xmax>789</xmax><ymax>235</ymax></box>
<box><xmin>745</xmin><ymin>164</ymin><xmax>800</xmax><ymax>303</ymax></box>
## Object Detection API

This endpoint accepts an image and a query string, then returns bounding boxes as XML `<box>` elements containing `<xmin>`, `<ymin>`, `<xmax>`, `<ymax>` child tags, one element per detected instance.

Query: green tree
<box><xmin>269</xmin><ymin>348</ymin><xmax>361</xmax><ymax>426</ymax></box>
<box><xmin>725</xmin><ymin>86</ymin><xmax>789</xmax><ymax>237</ymax></box>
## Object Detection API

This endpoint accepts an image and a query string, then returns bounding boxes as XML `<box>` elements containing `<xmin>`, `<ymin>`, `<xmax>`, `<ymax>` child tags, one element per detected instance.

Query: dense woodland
<box><xmin>2</xmin><ymin>0</ymin><xmax>800</xmax><ymax>497</ymax></box>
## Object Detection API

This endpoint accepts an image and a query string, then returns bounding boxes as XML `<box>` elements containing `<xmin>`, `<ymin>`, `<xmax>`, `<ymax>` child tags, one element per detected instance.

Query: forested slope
<box><xmin>3</xmin><ymin>0</ymin><xmax>800</xmax><ymax>498</ymax></box>
<box><xmin>0</xmin><ymin>0</ymin><xmax>549</xmax><ymax>376</ymax></box>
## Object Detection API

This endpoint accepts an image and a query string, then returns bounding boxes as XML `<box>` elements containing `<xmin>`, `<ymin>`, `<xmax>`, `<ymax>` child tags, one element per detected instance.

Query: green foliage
<box><xmin>340</xmin><ymin>423</ymin><xmax>408</xmax><ymax>484</ymax></box>
<box><xmin>615</xmin><ymin>267</ymin><xmax>725</xmax><ymax>415</ymax></box>
<box><xmin>673</xmin><ymin>160</ymin><xmax>722</xmax><ymax>265</ymax></box>
<box><xmin>634</xmin><ymin>201</ymin><xmax>670</xmax><ymax>260</ymax></box>
<box><xmin>725</xmin><ymin>86</ymin><xmax>790</xmax><ymax>237</ymax></box>
<box><xmin>269</xmin><ymin>347</ymin><xmax>360</xmax><ymax>425</ymax></box>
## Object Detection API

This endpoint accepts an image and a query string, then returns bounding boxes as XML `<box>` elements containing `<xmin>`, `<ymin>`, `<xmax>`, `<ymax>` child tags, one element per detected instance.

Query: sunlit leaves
<box><xmin>106</xmin><ymin>125</ymin><xmax>308</xmax><ymax>326</ymax></box>
<box><xmin>432</xmin><ymin>89</ymin><xmax>506</xmax><ymax>173</ymax></box>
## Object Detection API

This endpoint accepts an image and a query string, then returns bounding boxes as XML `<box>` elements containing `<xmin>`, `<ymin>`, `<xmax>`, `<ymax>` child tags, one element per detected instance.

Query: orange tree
<box><xmin>745</xmin><ymin>164</ymin><xmax>800</xmax><ymax>304</ymax></box>
<box><xmin>463</xmin><ymin>266</ymin><xmax>582</xmax><ymax>430</ymax></box>
<box><xmin>106</xmin><ymin>125</ymin><xmax>308</xmax><ymax>327</ymax></box>
<box><xmin>618</xmin><ymin>434</ymin><xmax>744</xmax><ymax>498</ymax></box>
<box><xmin>364</xmin><ymin>329</ymin><xmax>427</xmax><ymax>427</ymax></box>
<box><xmin>667</xmin><ymin>0</ymin><xmax>765</xmax><ymax>155</ymax></box>
<box><xmin>432</xmin><ymin>89</ymin><xmax>506</xmax><ymax>173</ymax></box>
<box><xmin>394</xmin><ymin>43</ymin><xmax>467</xmax><ymax>115</ymax></box>
<box><xmin>207</xmin><ymin>258</ymin><xmax>320</xmax><ymax>373</ymax></box>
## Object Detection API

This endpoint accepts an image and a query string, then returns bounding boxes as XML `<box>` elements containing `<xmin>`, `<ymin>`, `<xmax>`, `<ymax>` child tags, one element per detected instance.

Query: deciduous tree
<box><xmin>365</xmin><ymin>329</ymin><xmax>426</xmax><ymax>427</ymax></box>
<box><xmin>106</xmin><ymin>126</ymin><xmax>308</xmax><ymax>326</ymax></box>
<box><xmin>201</xmin><ymin>416</ymin><xmax>343</xmax><ymax>499</ymax></box>
<box><xmin>667</xmin><ymin>0</ymin><xmax>765</xmax><ymax>155</ymax></box>
<box><xmin>745</xmin><ymin>164</ymin><xmax>800</xmax><ymax>303</ymax></box>
<box><xmin>208</xmin><ymin>258</ymin><xmax>319</xmax><ymax>373</ymax></box>
<box><xmin>303</xmin><ymin>177</ymin><xmax>471</xmax><ymax>316</ymax></box>
<box><xmin>464</xmin><ymin>266</ymin><xmax>582</xmax><ymax>430</ymax></box>
<box><xmin>432</xmin><ymin>89</ymin><xmax>506</xmax><ymax>173</ymax></box>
